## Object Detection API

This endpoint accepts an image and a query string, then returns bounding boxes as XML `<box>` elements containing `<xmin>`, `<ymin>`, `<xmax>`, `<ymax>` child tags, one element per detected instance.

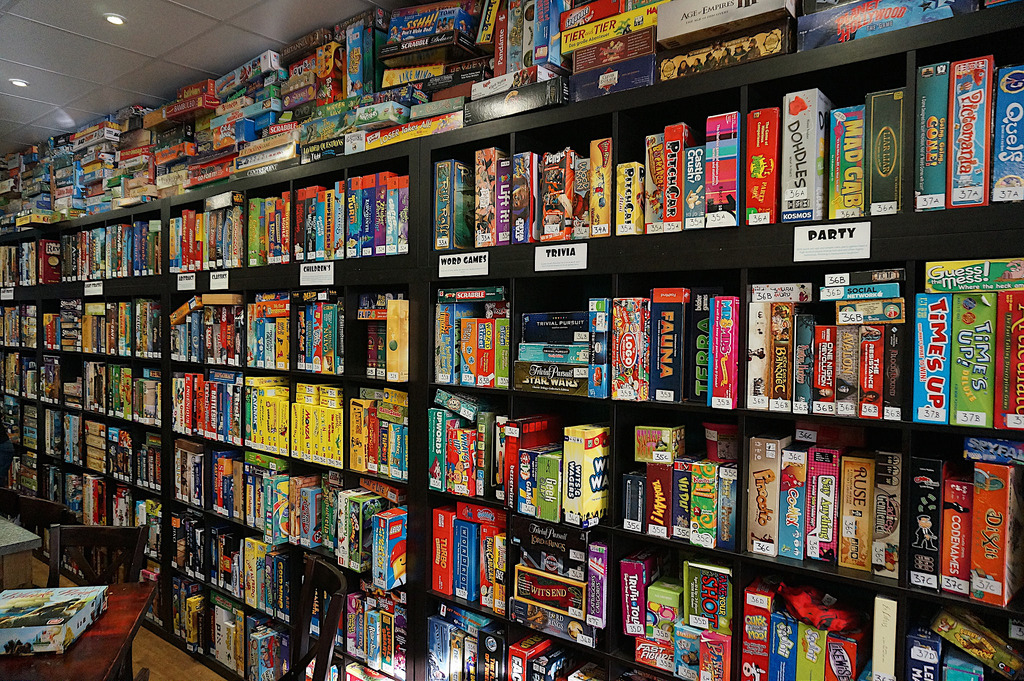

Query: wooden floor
<box><xmin>31</xmin><ymin>559</ymin><xmax>227</xmax><ymax>681</ymax></box>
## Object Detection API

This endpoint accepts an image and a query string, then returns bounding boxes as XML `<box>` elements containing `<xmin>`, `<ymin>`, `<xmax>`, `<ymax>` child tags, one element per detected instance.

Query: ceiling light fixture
<box><xmin>8</xmin><ymin>79</ymin><xmax>28</xmax><ymax>87</ymax></box>
<box><xmin>104</xmin><ymin>13</ymin><xmax>125</xmax><ymax>25</ymax></box>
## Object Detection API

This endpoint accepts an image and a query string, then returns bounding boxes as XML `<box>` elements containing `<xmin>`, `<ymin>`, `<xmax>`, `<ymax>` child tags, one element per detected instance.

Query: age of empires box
<box><xmin>656</xmin><ymin>0</ymin><xmax>795</xmax><ymax>50</ymax></box>
<box><xmin>796</xmin><ymin>0</ymin><xmax>979</xmax><ymax>51</ymax></box>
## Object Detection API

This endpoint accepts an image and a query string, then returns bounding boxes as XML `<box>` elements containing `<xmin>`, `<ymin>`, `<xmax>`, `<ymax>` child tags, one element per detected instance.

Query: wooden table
<box><xmin>0</xmin><ymin>517</ymin><xmax>40</xmax><ymax>589</ymax></box>
<box><xmin>0</xmin><ymin>582</ymin><xmax>157</xmax><ymax>681</ymax></box>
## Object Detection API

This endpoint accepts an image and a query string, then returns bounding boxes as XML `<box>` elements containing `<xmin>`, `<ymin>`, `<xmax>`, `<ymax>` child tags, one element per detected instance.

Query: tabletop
<box><xmin>0</xmin><ymin>582</ymin><xmax>157</xmax><ymax>681</ymax></box>
<box><xmin>0</xmin><ymin>518</ymin><xmax>40</xmax><ymax>557</ymax></box>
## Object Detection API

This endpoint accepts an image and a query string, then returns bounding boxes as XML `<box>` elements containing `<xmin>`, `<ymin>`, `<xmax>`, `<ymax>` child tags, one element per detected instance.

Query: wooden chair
<box><xmin>0</xmin><ymin>486</ymin><xmax>18</xmax><ymax>520</ymax></box>
<box><xmin>47</xmin><ymin>525</ymin><xmax>147</xmax><ymax>588</ymax></box>
<box><xmin>19</xmin><ymin>495</ymin><xmax>77</xmax><ymax>559</ymax></box>
<box><xmin>281</xmin><ymin>555</ymin><xmax>348</xmax><ymax>681</ymax></box>
<box><xmin>48</xmin><ymin>524</ymin><xmax>149</xmax><ymax>681</ymax></box>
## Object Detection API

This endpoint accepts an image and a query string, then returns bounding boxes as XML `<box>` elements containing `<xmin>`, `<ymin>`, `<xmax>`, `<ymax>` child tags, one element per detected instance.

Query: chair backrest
<box><xmin>48</xmin><ymin>524</ymin><xmax>147</xmax><ymax>587</ymax></box>
<box><xmin>0</xmin><ymin>487</ymin><xmax>19</xmax><ymax>520</ymax></box>
<box><xmin>292</xmin><ymin>555</ymin><xmax>348</xmax><ymax>681</ymax></box>
<box><xmin>19</xmin><ymin>495</ymin><xmax>77</xmax><ymax>540</ymax></box>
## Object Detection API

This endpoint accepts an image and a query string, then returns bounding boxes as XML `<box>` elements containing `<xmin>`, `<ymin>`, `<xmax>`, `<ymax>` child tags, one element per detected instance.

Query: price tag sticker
<box><xmin>793</xmin><ymin>222</ymin><xmax>871</xmax><ymax>263</ymax></box>
<box><xmin>748</xmin><ymin>212</ymin><xmax>770</xmax><ymax>226</ymax></box>
<box><xmin>820</xmin><ymin>287</ymin><xmax>844</xmax><ymax>300</ymax></box>
<box><xmin>917</xmin><ymin>406</ymin><xmax>946</xmax><ymax>423</ymax></box>
<box><xmin>300</xmin><ymin>262</ymin><xmax>334</xmax><ymax>286</ymax></box>
<box><xmin>438</xmin><ymin>252</ymin><xmax>489</xmax><ymax>278</ymax></box>
<box><xmin>210</xmin><ymin>270</ymin><xmax>229</xmax><ymax>291</ymax></box>
<box><xmin>956</xmin><ymin>410</ymin><xmax>986</xmax><ymax>427</ymax></box>
<box><xmin>0</xmin><ymin>288</ymin><xmax>13</xmax><ymax>301</ymax></box>
<box><xmin>535</xmin><ymin>243</ymin><xmax>588</xmax><ymax>272</ymax></box>
<box><xmin>1007</xmin><ymin>414</ymin><xmax>1024</xmax><ymax>429</ymax></box>
<box><xmin>84</xmin><ymin>281</ymin><xmax>104</xmax><ymax>297</ymax></box>
<box><xmin>784</xmin><ymin>187</ymin><xmax>808</xmax><ymax>201</ymax></box>
<box><xmin>824</xmin><ymin>273</ymin><xmax>849</xmax><ymax>286</ymax></box>
<box><xmin>177</xmin><ymin>273</ymin><xmax>196</xmax><ymax>291</ymax></box>
<box><xmin>870</xmin><ymin>201</ymin><xmax>897</xmax><ymax>216</ymax></box>
<box><xmin>838</xmin><ymin>310</ymin><xmax>864</xmax><ymax>324</ymax></box>
<box><xmin>994</xmin><ymin>186</ymin><xmax>1024</xmax><ymax>202</ymax></box>
<box><xmin>916</xmin><ymin>194</ymin><xmax>945</xmax><ymax>210</ymax></box>
<box><xmin>752</xmin><ymin>540</ymin><xmax>774</xmax><ymax>555</ymax></box>
<box><xmin>795</xmin><ymin>428</ymin><xmax>816</xmax><ymax>443</ymax></box>
<box><xmin>951</xmin><ymin>186</ymin><xmax>984</xmax><ymax>204</ymax></box>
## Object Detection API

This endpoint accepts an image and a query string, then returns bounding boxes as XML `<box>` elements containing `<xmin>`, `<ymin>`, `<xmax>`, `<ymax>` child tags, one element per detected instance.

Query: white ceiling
<box><xmin>0</xmin><ymin>0</ymin><xmax>399</xmax><ymax>156</ymax></box>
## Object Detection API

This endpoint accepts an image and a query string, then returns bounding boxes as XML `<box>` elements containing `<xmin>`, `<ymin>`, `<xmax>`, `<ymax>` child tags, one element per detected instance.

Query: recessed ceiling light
<box><xmin>104</xmin><ymin>13</ymin><xmax>125</xmax><ymax>25</ymax></box>
<box><xmin>8</xmin><ymin>79</ymin><xmax>28</xmax><ymax>87</ymax></box>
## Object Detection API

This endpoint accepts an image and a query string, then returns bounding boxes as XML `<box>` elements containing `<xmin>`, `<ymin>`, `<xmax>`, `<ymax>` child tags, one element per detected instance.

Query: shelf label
<box><xmin>438</xmin><ymin>252</ymin><xmax>489</xmax><ymax>278</ymax></box>
<box><xmin>177</xmin><ymin>273</ymin><xmax>196</xmax><ymax>291</ymax></box>
<box><xmin>84</xmin><ymin>281</ymin><xmax>104</xmax><ymax>297</ymax></box>
<box><xmin>210</xmin><ymin>270</ymin><xmax>230</xmax><ymax>291</ymax></box>
<box><xmin>0</xmin><ymin>288</ymin><xmax>13</xmax><ymax>301</ymax></box>
<box><xmin>793</xmin><ymin>221</ymin><xmax>871</xmax><ymax>262</ymax></box>
<box><xmin>795</xmin><ymin>428</ymin><xmax>816</xmax><ymax>443</ymax></box>
<box><xmin>1010</xmin><ymin>619</ymin><xmax>1024</xmax><ymax>641</ymax></box>
<box><xmin>994</xmin><ymin>186</ymin><xmax>1024</xmax><ymax>203</ymax></box>
<box><xmin>916</xmin><ymin>193</ymin><xmax>944</xmax><ymax>210</ymax></box>
<box><xmin>535</xmin><ymin>243</ymin><xmax>588</xmax><ymax>272</ymax></box>
<box><xmin>300</xmin><ymin>262</ymin><xmax>334</xmax><ymax>286</ymax></box>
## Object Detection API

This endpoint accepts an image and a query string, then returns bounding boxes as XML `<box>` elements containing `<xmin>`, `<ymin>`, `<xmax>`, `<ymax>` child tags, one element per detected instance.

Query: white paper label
<box><xmin>576</xmin><ymin>634</ymin><xmax>594</xmax><ymax>647</ymax></box>
<box><xmin>875</xmin><ymin>675</ymin><xmax>896</xmax><ymax>681</ymax></box>
<box><xmin>704</xmin><ymin>427</ymin><xmax>718</xmax><ymax>442</ymax></box>
<box><xmin>910</xmin><ymin>571</ymin><xmax>937</xmax><ymax>589</ymax></box>
<box><xmin>649</xmin><ymin>525</ymin><xmax>668</xmax><ymax>538</ymax></box>
<box><xmin>598</xmin><ymin>70</ymin><xmax>618</xmax><ymax>89</ymax></box>
<box><xmin>956</xmin><ymin>410</ymin><xmax>986</xmax><ymax>427</ymax></box>
<box><xmin>870</xmin><ymin>201</ymin><xmax>897</xmax><ymax>216</ymax></box>
<box><xmin>689</xmin><ymin>615</ymin><xmax>710</xmax><ymax>629</ymax></box>
<box><xmin>824</xmin><ymin>273</ymin><xmax>849</xmax><ymax>286</ymax></box>
<box><xmin>747</xmin><ymin>212</ymin><xmax>770</xmax><ymax>226</ymax></box>
<box><xmin>861</xmin><ymin>403</ymin><xmax>879</xmax><ymax>418</ymax></box>
<box><xmin>345</xmin><ymin>131</ymin><xmax>366</xmax><ymax>155</ymax></box>
<box><xmin>973</xmin><ymin>575</ymin><xmax>1002</xmax><ymax>596</ymax></box>
<box><xmin>535</xmin><ymin>243</ymin><xmax>588</xmax><ymax>272</ymax></box>
<box><xmin>784</xmin><ymin>187</ymin><xmax>808</xmax><ymax>201</ymax></box>
<box><xmin>911</xmin><ymin>645</ymin><xmax>939</xmax><ymax>664</ymax></box>
<box><xmin>83</xmin><ymin>281</ymin><xmax>104</xmax><ymax>296</ymax></box>
<box><xmin>884</xmin><ymin>406</ymin><xmax>901</xmax><ymax>421</ymax></box>
<box><xmin>711</xmin><ymin>396</ymin><xmax>732</xmax><ymax>409</ymax></box>
<box><xmin>835</xmin><ymin>208</ymin><xmax>862</xmax><ymax>219</ymax></box>
<box><xmin>0</xmin><ymin>288</ymin><xmax>13</xmax><ymax>301</ymax></box>
<box><xmin>624</xmin><ymin>519</ymin><xmax>642</xmax><ymax>532</ymax></box>
<box><xmin>795</xmin><ymin>428</ymin><xmax>816</xmax><ymax>443</ymax></box>
<box><xmin>993</xmin><ymin>186</ymin><xmax>1024</xmax><ymax>202</ymax></box>
<box><xmin>1006</xmin><ymin>413</ymin><xmax>1024</xmax><ymax>429</ymax></box>
<box><xmin>941</xmin><ymin>575</ymin><xmax>968</xmax><ymax>594</ymax></box>
<box><xmin>438</xmin><ymin>252</ymin><xmax>489</xmax><ymax>278</ymax></box>
<box><xmin>820</xmin><ymin>287</ymin><xmax>844</xmax><ymax>300</ymax></box>
<box><xmin>793</xmin><ymin>222</ymin><xmax>871</xmax><ymax>262</ymax></box>
<box><xmin>838</xmin><ymin>310</ymin><xmax>864</xmax><ymax>325</ymax></box>
<box><xmin>837</xmin><ymin>402</ymin><xmax>857</xmax><ymax>416</ymax></box>
<box><xmin>917</xmin><ymin>406</ymin><xmax>946</xmax><ymax>423</ymax></box>
<box><xmin>792</xmin><ymin>401</ymin><xmax>809</xmax><ymax>415</ymax></box>
<box><xmin>951</xmin><ymin>186</ymin><xmax>984</xmax><ymax>203</ymax></box>
<box><xmin>916</xmin><ymin>193</ymin><xmax>944</xmax><ymax>210</ymax></box>
<box><xmin>752</xmin><ymin>540</ymin><xmax>774</xmax><ymax>555</ymax></box>
<box><xmin>177</xmin><ymin>273</ymin><xmax>196</xmax><ymax>291</ymax></box>
<box><xmin>684</xmin><ymin>216</ymin><xmax>705</xmax><ymax>229</ymax></box>
<box><xmin>300</xmin><ymin>262</ymin><xmax>334</xmax><ymax>286</ymax></box>
<box><xmin>210</xmin><ymin>270</ymin><xmax>229</xmax><ymax>290</ymax></box>
<box><xmin>1009</xmin><ymin>619</ymin><xmax>1024</xmax><ymax>641</ymax></box>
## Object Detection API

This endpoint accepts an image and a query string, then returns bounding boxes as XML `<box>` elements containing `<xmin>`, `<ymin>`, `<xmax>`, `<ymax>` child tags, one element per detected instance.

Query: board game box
<box><xmin>865</xmin><ymin>88</ymin><xmax>905</xmax><ymax>216</ymax></box>
<box><xmin>916</xmin><ymin>62</ymin><xmax>949</xmax><ymax>211</ymax></box>
<box><xmin>948</xmin><ymin>56</ymin><xmax>994</xmax><ymax>209</ymax></box>
<box><xmin>0</xmin><ymin>586</ymin><xmax>108</xmax><ymax>655</ymax></box>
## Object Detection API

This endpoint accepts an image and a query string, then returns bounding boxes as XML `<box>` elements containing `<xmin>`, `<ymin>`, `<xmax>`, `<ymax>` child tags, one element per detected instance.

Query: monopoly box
<box><xmin>796</xmin><ymin>0</ymin><xmax>978</xmax><ymax>51</ymax></box>
<box><xmin>948</xmin><ymin>56</ymin><xmax>994</xmax><ymax>209</ymax></box>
